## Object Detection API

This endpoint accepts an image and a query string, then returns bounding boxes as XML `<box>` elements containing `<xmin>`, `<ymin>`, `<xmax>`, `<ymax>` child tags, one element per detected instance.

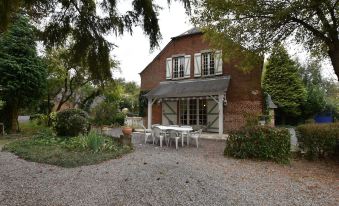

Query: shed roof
<box><xmin>144</xmin><ymin>76</ymin><xmax>230</xmax><ymax>99</ymax></box>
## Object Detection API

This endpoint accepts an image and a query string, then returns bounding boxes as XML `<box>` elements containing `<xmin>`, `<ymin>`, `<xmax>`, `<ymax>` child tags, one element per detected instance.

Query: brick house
<box><xmin>140</xmin><ymin>28</ymin><xmax>264</xmax><ymax>136</ymax></box>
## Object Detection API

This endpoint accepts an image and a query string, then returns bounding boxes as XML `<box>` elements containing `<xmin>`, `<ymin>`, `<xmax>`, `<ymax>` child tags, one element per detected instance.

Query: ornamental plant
<box><xmin>55</xmin><ymin>109</ymin><xmax>90</xmax><ymax>137</ymax></box>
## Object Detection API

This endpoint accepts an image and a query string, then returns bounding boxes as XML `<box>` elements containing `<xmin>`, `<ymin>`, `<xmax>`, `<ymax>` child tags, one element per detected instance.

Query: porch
<box><xmin>144</xmin><ymin>76</ymin><xmax>230</xmax><ymax>137</ymax></box>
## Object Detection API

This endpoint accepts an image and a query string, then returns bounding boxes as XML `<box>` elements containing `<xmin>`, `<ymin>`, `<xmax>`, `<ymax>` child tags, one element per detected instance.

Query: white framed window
<box><xmin>172</xmin><ymin>56</ymin><xmax>185</xmax><ymax>79</ymax></box>
<box><xmin>202</xmin><ymin>52</ymin><xmax>215</xmax><ymax>76</ymax></box>
<box><xmin>179</xmin><ymin>99</ymin><xmax>207</xmax><ymax>126</ymax></box>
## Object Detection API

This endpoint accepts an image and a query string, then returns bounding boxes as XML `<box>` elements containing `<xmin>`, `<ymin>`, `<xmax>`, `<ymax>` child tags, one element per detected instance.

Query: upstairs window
<box><xmin>202</xmin><ymin>52</ymin><xmax>215</xmax><ymax>76</ymax></box>
<box><xmin>173</xmin><ymin>56</ymin><xmax>185</xmax><ymax>79</ymax></box>
<box><xmin>166</xmin><ymin>55</ymin><xmax>191</xmax><ymax>80</ymax></box>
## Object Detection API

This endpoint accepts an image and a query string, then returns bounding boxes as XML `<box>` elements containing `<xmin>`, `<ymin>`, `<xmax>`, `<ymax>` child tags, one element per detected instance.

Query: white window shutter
<box><xmin>215</xmin><ymin>50</ymin><xmax>223</xmax><ymax>75</ymax></box>
<box><xmin>166</xmin><ymin>58</ymin><xmax>172</xmax><ymax>79</ymax></box>
<box><xmin>184</xmin><ymin>55</ymin><xmax>191</xmax><ymax>78</ymax></box>
<box><xmin>194</xmin><ymin>53</ymin><xmax>201</xmax><ymax>77</ymax></box>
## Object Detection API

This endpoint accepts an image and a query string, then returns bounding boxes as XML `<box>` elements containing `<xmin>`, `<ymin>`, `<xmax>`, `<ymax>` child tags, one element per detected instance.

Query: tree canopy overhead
<box><xmin>0</xmin><ymin>0</ymin><xmax>192</xmax><ymax>81</ymax></box>
<box><xmin>192</xmin><ymin>0</ymin><xmax>339</xmax><ymax>79</ymax></box>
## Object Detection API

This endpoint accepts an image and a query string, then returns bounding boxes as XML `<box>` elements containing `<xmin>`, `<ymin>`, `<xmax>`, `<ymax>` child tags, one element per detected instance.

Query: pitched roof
<box><xmin>171</xmin><ymin>27</ymin><xmax>202</xmax><ymax>39</ymax></box>
<box><xmin>144</xmin><ymin>76</ymin><xmax>230</xmax><ymax>98</ymax></box>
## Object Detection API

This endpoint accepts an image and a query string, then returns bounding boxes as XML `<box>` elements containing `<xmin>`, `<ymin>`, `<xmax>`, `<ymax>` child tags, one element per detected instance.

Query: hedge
<box><xmin>296</xmin><ymin>123</ymin><xmax>339</xmax><ymax>160</ymax></box>
<box><xmin>225</xmin><ymin>126</ymin><xmax>291</xmax><ymax>163</ymax></box>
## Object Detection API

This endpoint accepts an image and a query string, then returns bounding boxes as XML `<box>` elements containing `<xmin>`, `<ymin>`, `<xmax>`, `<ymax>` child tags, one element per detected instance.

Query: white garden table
<box><xmin>155</xmin><ymin>125</ymin><xmax>193</xmax><ymax>148</ymax></box>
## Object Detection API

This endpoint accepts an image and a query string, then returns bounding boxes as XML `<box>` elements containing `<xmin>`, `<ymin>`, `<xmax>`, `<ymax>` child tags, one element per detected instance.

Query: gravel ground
<box><xmin>0</xmin><ymin>132</ymin><xmax>338</xmax><ymax>206</ymax></box>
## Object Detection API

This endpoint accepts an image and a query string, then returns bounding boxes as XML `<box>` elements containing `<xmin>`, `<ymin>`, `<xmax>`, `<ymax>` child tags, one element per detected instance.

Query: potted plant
<box><xmin>122</xmin><ymin>124</ymin><xmax>132</xmax><ymax>136</ymax></box>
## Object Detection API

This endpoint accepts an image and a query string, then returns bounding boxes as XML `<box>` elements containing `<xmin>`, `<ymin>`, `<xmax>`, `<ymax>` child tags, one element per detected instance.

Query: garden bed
<box><xmin>2</xmin><ymin>131</ymin><xmax>132</xmax><ymax>168</ymax></box>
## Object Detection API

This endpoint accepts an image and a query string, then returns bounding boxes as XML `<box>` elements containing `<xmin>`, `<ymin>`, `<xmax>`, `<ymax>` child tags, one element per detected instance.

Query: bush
<box><xmin>55</xmin><ymin>109</ymin><xmax>90</xmax><ymax>137</ymax></box>
<box><xmin>296</xmin><ymin>123</ymin><xmax>339</xmax><ymax>160</ymax></box>
<box><xmin>113</xmin><ymin>112</ymin><xmax>125</xmax><ymax>126</ymax></box>
<box><xmin>225</xmin><ymin>126</ymin><xmax>291</xmax><ymax>163</ymax></box>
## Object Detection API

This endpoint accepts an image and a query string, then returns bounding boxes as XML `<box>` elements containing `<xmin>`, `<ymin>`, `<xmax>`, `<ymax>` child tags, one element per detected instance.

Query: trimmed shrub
<box><xmin>55</xmin><ymin>109</ymin><xmax>90</xmax><ymax>137</ymax></box>
<box><xmin>225</xmin><ymin>126</ymin><xmax>291</xmax><ymax>163</ymax></box>
<box><xmin>296</xmin><ymin>123</ymin><xmax>339</xmax><ymax>160</ymax></box>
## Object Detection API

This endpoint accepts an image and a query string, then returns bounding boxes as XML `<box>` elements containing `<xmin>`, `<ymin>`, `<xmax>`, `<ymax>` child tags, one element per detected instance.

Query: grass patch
<box><xmin>19</xmin><ymin>121</ymin><xmax>48</xmax><ymax>136</ymax></box>
<box><xmin>3</xmin><ymin>131</ymin><xmax>132</xmax><ymax>168</ymax></box>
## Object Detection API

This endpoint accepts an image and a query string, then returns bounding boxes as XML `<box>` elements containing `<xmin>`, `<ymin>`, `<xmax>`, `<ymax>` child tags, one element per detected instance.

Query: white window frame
<box><xmin>172</xmin><ymin>56</ymin><xmax>185</xmax><ymax>79</ymax></box>
<box><xmin>179</xmin><ymin>99</ymin><xmax>207</xmax><ymax>126</ymax></box>
<box><xmin>202</xmin><ymin>52</ymin><xmax>215</xmax><ymax>77</ymax></box>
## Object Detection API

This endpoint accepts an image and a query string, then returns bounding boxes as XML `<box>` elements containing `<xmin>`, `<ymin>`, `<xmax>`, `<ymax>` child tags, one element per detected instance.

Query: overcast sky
<box><xmin>108</xmin><ymin>1</ymin><xmax>337</xmax><ymax>84</ymax></box>
<box><xmin>109</xmin><ymin>1</ymin><xmax>192</xmax><ymax>84</ymax></box>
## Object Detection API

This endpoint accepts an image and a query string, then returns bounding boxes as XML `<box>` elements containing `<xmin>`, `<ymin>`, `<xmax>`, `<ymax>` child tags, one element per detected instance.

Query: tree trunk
<box><xmin>9</xmin><ymin>102</ymin><xmax>19</xmax><ymax>134</ymax></box>
<box><xmin>328</xmin><ymin>42</ymin><xmax>339</xmax><ymax>80</ymax></box>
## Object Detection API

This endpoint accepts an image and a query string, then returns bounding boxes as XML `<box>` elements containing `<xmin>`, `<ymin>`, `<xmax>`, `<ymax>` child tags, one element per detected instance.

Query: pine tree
<box><xmin>0</xmin><ymin>15</ymin><xmax>47</xmax><ymax>133</ymax></box>
<box><xmin>263</xmin><ymin>44</ymin><xmax>307</xmax><ymax>123</ymax></box>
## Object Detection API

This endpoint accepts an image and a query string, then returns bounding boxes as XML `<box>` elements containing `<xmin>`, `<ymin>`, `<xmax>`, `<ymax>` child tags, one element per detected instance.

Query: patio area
<box><xmin>0</xmin><ymin>132</ymin><xmax>338</xmax><ymax>206</ymax></box>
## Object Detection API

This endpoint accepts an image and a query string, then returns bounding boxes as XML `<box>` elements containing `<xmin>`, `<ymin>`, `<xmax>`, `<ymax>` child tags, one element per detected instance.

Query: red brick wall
<box><xmin>140</xmin><ymin>34</ymin><xmax>263</xmax><ymax>131</ymax></box>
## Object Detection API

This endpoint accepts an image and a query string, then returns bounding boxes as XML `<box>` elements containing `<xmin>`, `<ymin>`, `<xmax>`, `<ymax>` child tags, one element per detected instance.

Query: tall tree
<box><xmin>263</xmin><ymin>44</ymin><xmax>307</xmax><ymax>123</ymax></box>
<box><xmin>192</xmin><ymin>0</ymin><xmax>339</xmax><ymax>79</ymax></box>
<box><xmin>0</xmin><ymin>0</ymin><xmax>192</xmax><ymax>81</ymax></box>
<box><xmin>0</xmin><ymin>15</ymin><xmax>47</xmax><ymax>133</ymax></box>
<box><xmin>299</xmin><ymin>60</ymin><xmax>327</xmax><ymax>118</ymax></box>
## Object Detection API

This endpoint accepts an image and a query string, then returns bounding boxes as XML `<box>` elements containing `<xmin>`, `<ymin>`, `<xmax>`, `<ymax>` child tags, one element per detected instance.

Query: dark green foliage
<box><xmin>91</xmin><ymin>101</ymin><xmax>125</xmax><ymax>126</ymax></box>
<box><xmin>299</xmin><ymin>60</ymin><xmax>327</xmax><ymax>119</ymax></box>
<box><xmin>114</xmin><ymin>112</ymin><xmax>126</xmax><ymax>126</ymax></box>
<box><xmin>296</xmin><ymin>123</ymin><xmax>339</xmax><ymax>160</ymax></box>
<box><xmin>0</xmin><ymin>14</ymin><xmax>47</xmax><ymax>132</ymax></box>
<box><xmin>3</xmin><ymin>130</ymin><xmax>132</xmax><ymax>167</ymax></box>
<box><xmin>263</xmin><ymin>44</ymin><xmax>306</xmax><ymax>120</ymax></box>
<box><xmin>192</xmin><ymin>0</ymin><xmax>339</xmax><ymax>78</ymax></box>
<box><xmin>1</xmin><ymin>0</ymin><xmax>192</xmax><ymax>81</ymax></box>
<box><xmin>225</xmin><ymin>126</ymin><xmax>291</xmax><ymax>163</ymax></box>
<box><xmin>55</xmin><ymin>109</ymin><xmax>90</xmax><ymax>137</ymax></box>
<box><xmin>139</xmin><ymin>90</ymin><xmax>149</xmax><ymax>117</ymax></box>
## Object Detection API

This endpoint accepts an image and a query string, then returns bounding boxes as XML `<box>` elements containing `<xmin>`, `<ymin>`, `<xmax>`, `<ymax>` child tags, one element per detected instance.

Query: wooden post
<box><xmin>147</xmin><ymin>97</ymin><xmax>152</xmax><ymax>129</ymax></box>
<box><xmin>218</xmin><ymin>94</ymin><xmax>224</xmax><ymax>137</ymax></box>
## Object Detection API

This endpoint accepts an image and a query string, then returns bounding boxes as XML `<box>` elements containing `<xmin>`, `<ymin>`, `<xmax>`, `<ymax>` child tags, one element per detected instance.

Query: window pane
<box><xmin>189</xmin><ymin>99</ymin><xmax>197</xmax><ymax>125</ymax></box>
<box><xmin>179</xmin><ymin>57</ymin><xmax>185</xmax><ymax>77</ymax></box>
<box><xmin>209</xmin><ymin>54</ymin><xmax>215</xmax><ymax>75</ymax></box>
<box><xmin>199</xmin><ymin>99</ymin><xmax>207</xmax><ymax>125</ymax></box>
<box><xmin>202</xmin><ymin>53</ymin><xmax>209</xmax><ymax>76</ymax></box>
<box><xmin>173</xmin><ymin>58</ymin><xmax>178</xmax><ymax>78</ymax></box>
<box><xmin>179</xmin><ymin>100</ymin><xmax>187</xmax><ymax>125</ymax></box>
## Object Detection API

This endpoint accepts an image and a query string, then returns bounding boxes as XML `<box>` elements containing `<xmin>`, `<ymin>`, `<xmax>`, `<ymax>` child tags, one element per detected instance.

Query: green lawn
<box><xmin>2</xmin><ymin>131</ymin><xmax>132</xmax><ymax>168</ymax></box>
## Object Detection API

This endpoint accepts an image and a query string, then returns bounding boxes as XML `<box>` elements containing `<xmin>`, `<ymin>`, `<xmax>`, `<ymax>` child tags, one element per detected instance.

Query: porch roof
<box><xmin>145</xmin><ymin>76</ymin><xmax>230</xmax><ymax>99</ymax></box>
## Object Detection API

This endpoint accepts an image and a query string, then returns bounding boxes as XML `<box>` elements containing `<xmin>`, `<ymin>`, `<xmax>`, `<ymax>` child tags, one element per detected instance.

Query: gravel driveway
<box><xmin>0</xmin><ymin>133</ymin><xmax>338</xmax><ymax>206</ymax></box>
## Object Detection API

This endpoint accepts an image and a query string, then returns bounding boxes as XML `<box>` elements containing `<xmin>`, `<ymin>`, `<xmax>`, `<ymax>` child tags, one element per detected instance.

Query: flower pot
<box><xmin>122</xmin><ymin>127</ymin><xmax>132</xmax><ymax>136</ymax></box>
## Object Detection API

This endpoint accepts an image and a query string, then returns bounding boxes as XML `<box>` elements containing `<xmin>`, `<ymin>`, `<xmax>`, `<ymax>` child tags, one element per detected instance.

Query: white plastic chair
<box><xmin>180</xmin><ymin>125</ymin><xmax>192</xmax><ymax>145</ymax></box>
<box><xmin>152</xmin><ymin>127</ymin><xmax>165</xmax><ymax>147</ymax></box>
<box><xmin>142</xmin><ymin>125</ymin><xmax>153</xmax><ymax>144</ymax></box>
<box><xmin>168</xmin><ymin>129</ymin><xmax>182</xmax><ymax>150</ymax></box>
<box><xmin>188</xmin><ymin>129</ymin><xmax>202</xmax><ymax>148</ymax></box>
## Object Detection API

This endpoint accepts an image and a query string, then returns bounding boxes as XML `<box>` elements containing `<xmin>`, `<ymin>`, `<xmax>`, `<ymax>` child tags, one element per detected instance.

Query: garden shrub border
<box><xmin>224</xmin><ymin>126</ymin><xmax>291</xmax><ymax>163</ymax></box>
<box><xmin>296</xmin><ymin>123</ymin><xmax>339</xmax><ymax>160</ymax></box>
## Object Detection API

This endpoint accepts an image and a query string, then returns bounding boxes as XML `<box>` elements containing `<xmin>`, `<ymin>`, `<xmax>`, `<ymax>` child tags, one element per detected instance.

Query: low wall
<box><xmin>125</xmin><ymin>117</ymin><xmax>144</xmax><ymax>128</ymax></box>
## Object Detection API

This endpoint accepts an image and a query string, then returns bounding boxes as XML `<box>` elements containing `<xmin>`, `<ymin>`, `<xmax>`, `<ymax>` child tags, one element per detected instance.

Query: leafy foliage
<box><xmin>91</xmin><ymin>101</ymin><xmax>125</xmax><ymax>126</ymax></box>
<box><xmin>0</xmin><ymin>14</ymin><xmax>47</xmax><ymax>132</ymax></box>
<box><xmin>3</xmin><ymin>130</ymin><xmax>132</xmax><ymax>167</ymax></box>
<box><xmin>225</xmin><ymin>126</ymin><xmax>291</xmax><ymax>163</ymax></box>
<box><xmin>192</xmin><ymin>0</ymin><xmax>339</xmax><ymax>78</ymax></box>
<box><xmin>55</xmin><ymin>109</ymin><xmax>90</xmax><ymax>137</ymax></box>
<box><xmin>1</xmin><ymin>0</ymin><xmax>192</xmax><ymax>81</ymax></box>
<box><xmin>263</xmin><ymin>44</ymin><xmax>307</xmax><ymax>119</ymax></box>
<box><xmin>296</xmin><ymin>123</ymin><xmax>339</xmax><ymax>160</ymax></box>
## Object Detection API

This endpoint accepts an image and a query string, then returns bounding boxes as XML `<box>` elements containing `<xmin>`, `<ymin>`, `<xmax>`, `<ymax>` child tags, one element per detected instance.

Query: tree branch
<box><xmin>290</xmin><ymin>17</ymin><xmax>331</xmax><ymax>44</ymax></box>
